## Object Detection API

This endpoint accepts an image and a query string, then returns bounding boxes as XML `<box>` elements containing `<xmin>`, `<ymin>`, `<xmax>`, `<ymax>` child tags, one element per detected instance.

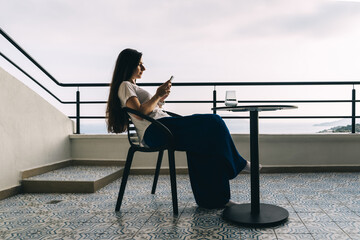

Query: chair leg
<box><xmin>115</xmin><ymin>147</ymin><xmax>135</xmax><ymax>211</ymax></box>
<box><xmin>168</xmin><ymin>149</ymin><xmax>178</xmax><ymax>215</ymax></box>
<box><xmin>151</xmin><ymin>150</ymin><xmax>164</xmax><ymax>194</ymax></box>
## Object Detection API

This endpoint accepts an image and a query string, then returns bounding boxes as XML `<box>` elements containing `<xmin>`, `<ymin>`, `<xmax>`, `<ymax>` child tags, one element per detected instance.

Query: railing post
<box><xmin>352</xmin><ymin>87</ymin><xmax>356</xmax><ymax>133</ymax></box>
<box><xmin>76</xmin><ymin>88</ymin><xmax>80</xmax><ymax>134</ymax></box>
<box><xmin>213</xmin><ymin>86</ymin><xmax>217</xmax><ymax>114</ymax></box>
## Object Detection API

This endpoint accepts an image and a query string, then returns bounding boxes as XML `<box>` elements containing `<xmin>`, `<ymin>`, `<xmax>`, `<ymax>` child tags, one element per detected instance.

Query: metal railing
<box><xmin>1</xmin><ymin>27</ymin><xmax>359</xmax><ymax>134</ymax></box>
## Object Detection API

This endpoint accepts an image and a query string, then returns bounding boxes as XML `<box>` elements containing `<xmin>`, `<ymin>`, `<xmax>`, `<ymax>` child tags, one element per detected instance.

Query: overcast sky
<box><xmin>1</xmin><ymin>0</ymin><xmax>360</xmax><ymax>132</ymax></box>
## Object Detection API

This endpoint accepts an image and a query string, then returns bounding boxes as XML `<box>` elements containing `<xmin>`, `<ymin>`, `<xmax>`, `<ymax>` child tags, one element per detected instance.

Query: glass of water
<box><xmin>225</xmin><ymin>90</ymin><xmax>237</xmax><ymax>107</ymax></box>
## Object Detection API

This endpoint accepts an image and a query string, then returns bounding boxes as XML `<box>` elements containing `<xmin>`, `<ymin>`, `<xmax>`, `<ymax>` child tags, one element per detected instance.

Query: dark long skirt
<box><xmin>143</xmin><ymin>114</ymin><xmax>247</xmax><ymax>208</ymax></box>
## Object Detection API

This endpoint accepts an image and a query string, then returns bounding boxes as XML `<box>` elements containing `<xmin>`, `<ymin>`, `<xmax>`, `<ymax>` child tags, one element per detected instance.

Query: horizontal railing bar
<box><xmin>2</xmin><ymin>49</ymin><xmax>360</xmax><ymax>88</ymax></box>
<box><xmin>167</xmin><ymin>100</ymin><xmax>360</xmax><ymax>103</ymax></box>
<box><xmin>3</xmin><ymin>50</ymin><xmax>360</xmax><ymax>125</ymax></box>
<box><xmin>7</xmin><ymin>80</ymin><xmax>360</xmax><ymax>88</ymax></box>
<box><xmin>72</xmin><ymin>100</ymin><xmax>360</xmax><ymax>104</ymax></box>
<box><xmin>143</xmin><ymin>81</ymin><xmax>360</xmax><ymax>87</ymax></box>
<box><xmin>222</xmin><ymin>116</ymin><xmax>360</xmax><ymax>119</ymax></box>
<box><xmin>69</xmin><ymin>116</ymin><xmax>106</xmax><ymax>119</ymax></box>
<box><xmin>0</xmin><ymin>52</ymin><xmax>64</xmax><ymax>103</ymax></box>
<box><xmin>237</xmin><ymin>100</ymin><xmax>360</xmax><ymax>103</ymax></box>
<box><xmin>69</xmin><ymin>101</ymin><xmax>107</xmax><ymax>104</ymax></box>
<box><xmin>61</xmin><ymin>102</ymin><xmax>77</xmax><ymax>104</ymax></box>
<box><xmin>5</xmin><ymin>51</ymin><xmax>358</xmax><ymax>106</ymax></box>
<box><xmin>3</xmin><ymin>27</ymin><xmax>359</xmax><ymax>134</ymax></box>
<box><xmin>68</xmin><ymin>116</ymin><xmax>360</xmax><ymax>119</ymax></box>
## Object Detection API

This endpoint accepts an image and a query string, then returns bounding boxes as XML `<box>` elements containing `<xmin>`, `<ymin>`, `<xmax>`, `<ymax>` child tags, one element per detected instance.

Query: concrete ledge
<box><xmin>71</xmin><ymin>134</ymin><xmax>360</xmax><ymax>169</ymax></box>
<box><xmin>22</xmin><ymin>180</ymin><xmax>95</xmax><ymax>193</ymax></box>
<box><xmin>21</xmin><ymin>159</ymin><xmax>124</xmax><ymax>180</ymax></box>
<box><xmin>21</xmin><ymin>167</ymin><xmax>123</xmax><ymax>193</ymax></box>
<box><xmin>94</xmin><ymin>169</ymin><xmax>124</xmax><ymax>191</ymax></box>
<box><xmin>20</xmin><ymin>160</ymin><xmax>124</xmax><ymax>194</ymax></box>
<box><xmin>0</xmin><ymin>185</ymin><xmax>22</xmax><ymax>200</ymax></box>
<box><xmin>22</xmin><ymin>159</ymin><xmax>72</xmax><ymax>179</ymax></box>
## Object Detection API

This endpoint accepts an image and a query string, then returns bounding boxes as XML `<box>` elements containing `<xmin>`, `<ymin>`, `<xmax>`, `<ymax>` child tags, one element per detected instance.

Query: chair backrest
<box><xmin>127</xmin><ymin>118</ymin><xmax>141</xmax><ymax>147</ymax></box>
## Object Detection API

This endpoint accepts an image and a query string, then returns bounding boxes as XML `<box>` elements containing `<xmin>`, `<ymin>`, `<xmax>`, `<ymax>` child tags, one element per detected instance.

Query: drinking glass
<box><xmin>225</xmin><ymin>90</ymin><xmax>237</xmax><ymax>107</ymax></box>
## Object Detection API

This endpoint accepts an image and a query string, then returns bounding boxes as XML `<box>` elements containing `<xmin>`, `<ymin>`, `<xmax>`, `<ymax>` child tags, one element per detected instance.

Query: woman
<box><xmin>106</xmin><ymin>48</ymin><xmax>250</xmax><ymax>209</ymax></box>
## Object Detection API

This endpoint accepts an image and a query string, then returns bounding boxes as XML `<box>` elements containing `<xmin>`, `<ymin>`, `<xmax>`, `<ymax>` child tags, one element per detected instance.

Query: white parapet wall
<box><xmin>0</xmin><ymin>67</ymin><xmax>74</xmax><ymax>193</ymax></box>
<box><xmin>71</xmin><ymin>133</ymin><xmax>360</xmax><ymax>170</ymax></box>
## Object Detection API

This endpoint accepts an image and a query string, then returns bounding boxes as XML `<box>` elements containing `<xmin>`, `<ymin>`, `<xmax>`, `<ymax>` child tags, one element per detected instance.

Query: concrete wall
<box><xmin>0</xmin><ymin>67</ymin><xmax>73</xmax><ymax>191</ymax></box>
<box><xmin>70</xmin><ymin>133</ymin><xmax>360</xmax><ymax>169</ymax></box>
<box><xmin>70</xmin><ymin>134</ymin><xmax>188</xmax><ymax>169</ymax></box>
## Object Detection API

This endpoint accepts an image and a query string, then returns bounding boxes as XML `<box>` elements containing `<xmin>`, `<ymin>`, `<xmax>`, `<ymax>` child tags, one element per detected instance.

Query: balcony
<box><xmin>1</xmin><ymin>29</ymin><xmax>360</xmax><ymax>239</ymax></box>
<box><xmin>2</xmin><ymin>65</ymin><xmax>360</xmax><ymax>239</ymax></box>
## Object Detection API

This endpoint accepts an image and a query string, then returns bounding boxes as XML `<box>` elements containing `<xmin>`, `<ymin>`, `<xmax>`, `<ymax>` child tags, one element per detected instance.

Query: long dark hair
<box><xmin>106</xmin><ymin>48</ymin><xmax>142</xmax><ymax>133</ymax></box>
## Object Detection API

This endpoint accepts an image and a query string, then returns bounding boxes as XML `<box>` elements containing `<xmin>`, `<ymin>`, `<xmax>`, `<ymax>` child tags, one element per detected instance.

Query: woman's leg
<box><xmin>186</xmin><ymin>151</ymin><xmax>231</xmax><ymax>208</ymax></box>
<box><xmin>143</xmin><ymin>114</ymin><xmax>247</xmax><ymax>208</ymax></box>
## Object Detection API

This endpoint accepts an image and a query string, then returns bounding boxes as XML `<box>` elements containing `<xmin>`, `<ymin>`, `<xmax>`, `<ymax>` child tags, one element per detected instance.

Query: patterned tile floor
<box><xmin>1</xmin><ymin>173</ymin><xmax>360</xmax><ymax>239</ymax></box>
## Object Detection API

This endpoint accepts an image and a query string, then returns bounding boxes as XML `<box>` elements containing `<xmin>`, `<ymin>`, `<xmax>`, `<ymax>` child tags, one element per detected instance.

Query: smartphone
<box><xmin>169</xmin><ymin>75</ymin><xmax>174</xmax><ymax>82</ymax></box>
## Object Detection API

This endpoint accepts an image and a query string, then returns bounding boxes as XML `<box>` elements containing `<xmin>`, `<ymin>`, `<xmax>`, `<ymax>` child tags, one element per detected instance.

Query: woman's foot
<box><xmin>225</xmin><ymin>200</ymin><xmax>239</xmax><ymax>207</ymax></box>
<box><xmin>243</xmin><ymin>161</ymin><xmax>262</xmax><ymax>173</ymax></box>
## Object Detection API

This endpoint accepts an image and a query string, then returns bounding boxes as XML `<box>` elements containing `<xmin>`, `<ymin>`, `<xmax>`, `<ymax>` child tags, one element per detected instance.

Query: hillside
<box><xmin>318</xmin><ymin>124</ymin><xmax>360</xmax><ymax>133</ymax></box>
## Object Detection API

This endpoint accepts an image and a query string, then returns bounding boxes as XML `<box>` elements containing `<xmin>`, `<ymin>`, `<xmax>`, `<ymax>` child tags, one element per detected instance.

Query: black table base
<box><xmin>215</xmin><ymin>108</ymin><xmax>296</xmax><ymax>228</ymax></box>
<box><xmin>223</xmin><ymin>203</ymin><xmax>289</xmax><ymax>227</ymax></box>
<box><xmin>212</xmin><ymin>105</ymin><xmax>296</xmax><ymax>228</ymax></box>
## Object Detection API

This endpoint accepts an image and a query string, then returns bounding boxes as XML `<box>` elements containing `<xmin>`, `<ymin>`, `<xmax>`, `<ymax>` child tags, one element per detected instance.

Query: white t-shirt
<box><xmin>118</xmin><ymin>81</ymin><xmax>170</xmax><ymax>145</ymax></box>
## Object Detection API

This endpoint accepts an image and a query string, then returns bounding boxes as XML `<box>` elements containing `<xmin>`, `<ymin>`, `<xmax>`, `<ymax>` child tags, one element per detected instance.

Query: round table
<box><xmin>212</xmin><ymin>105</ymin><xmax>298</xmax><ymax>227</ymax></box>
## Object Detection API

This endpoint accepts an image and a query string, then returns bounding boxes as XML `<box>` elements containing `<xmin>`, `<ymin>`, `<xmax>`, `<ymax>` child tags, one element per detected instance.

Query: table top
<box><xmin>212</xmin><ymin>105</ymin><xmax>298</xmax><ymax>112</ymax></box>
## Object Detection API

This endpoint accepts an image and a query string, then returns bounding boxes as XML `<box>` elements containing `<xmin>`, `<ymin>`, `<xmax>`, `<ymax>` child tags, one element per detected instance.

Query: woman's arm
<box><xmin>126</xmin><ymin>80</ymin><xmax>171</xmax><ymax>119</ymax></box>
<box><xmin>126</xmin><ymin>94</ymin><xmax>161</xmax><ymax>118</ymax></box>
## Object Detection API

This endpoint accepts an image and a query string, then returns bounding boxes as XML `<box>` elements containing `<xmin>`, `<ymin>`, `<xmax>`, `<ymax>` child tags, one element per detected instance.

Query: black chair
<box><xmin>115</xmin><ymin>107</ymin><xmax>181</xmax><ymax>215</ymax></box>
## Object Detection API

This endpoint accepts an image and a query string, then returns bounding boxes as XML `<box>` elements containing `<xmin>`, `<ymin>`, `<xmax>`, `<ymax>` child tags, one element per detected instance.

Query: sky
<box><xmin>1</xmin><ymin>0</ymin><xmax>360</xmax><ymax>133</ymax></box>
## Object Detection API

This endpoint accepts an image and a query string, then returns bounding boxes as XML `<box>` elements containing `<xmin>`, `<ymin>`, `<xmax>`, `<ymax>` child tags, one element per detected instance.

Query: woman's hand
<box><xmin>157</xmin><ymin>79</ymin><xmax>171</xmax><ymax>108</ymax></box>
<box><xmin>155</xmin><ymin>79</ymin><xmax>172</xmax><ymax>99</ymax></box>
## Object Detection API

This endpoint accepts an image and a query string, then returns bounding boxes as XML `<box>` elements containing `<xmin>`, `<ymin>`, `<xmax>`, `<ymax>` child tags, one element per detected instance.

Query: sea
<box><xmin>80</xmin><ymin>118</ymin><xmax>354</xmax><ymax>134</ymax></box>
